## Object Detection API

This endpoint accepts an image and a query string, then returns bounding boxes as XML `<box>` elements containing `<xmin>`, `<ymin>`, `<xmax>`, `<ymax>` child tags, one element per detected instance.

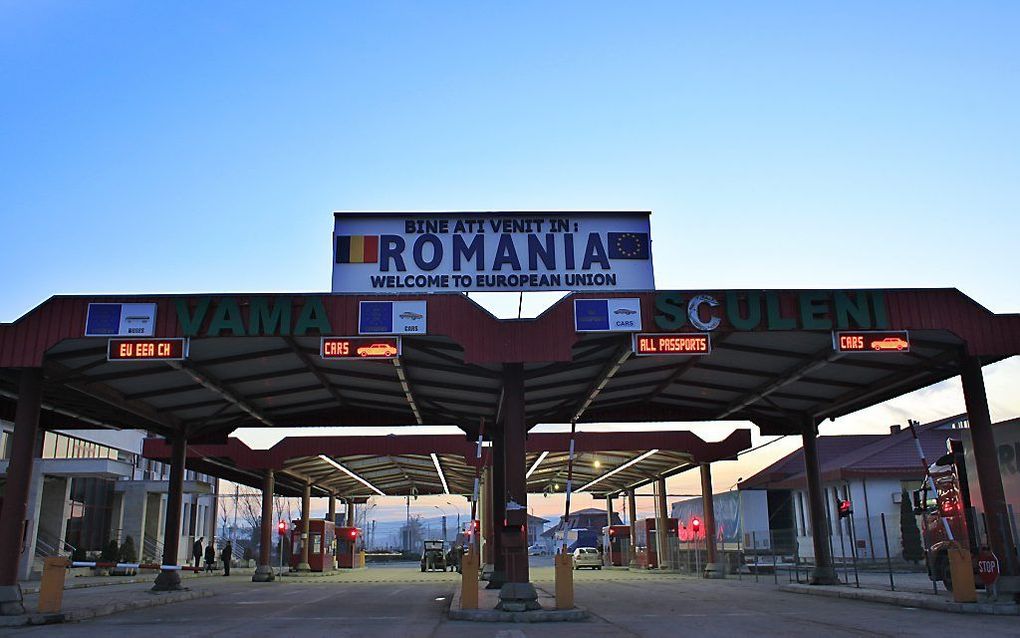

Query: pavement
<box><xmin>0</xmin><ymin>561</ymin><xmax>1017</xmax><ymax>636</ymax></box>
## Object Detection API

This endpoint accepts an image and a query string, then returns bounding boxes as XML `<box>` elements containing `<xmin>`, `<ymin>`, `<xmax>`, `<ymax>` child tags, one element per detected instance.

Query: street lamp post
<box><xmin>434</xmin><ymin>505</ymin><xmax>449</xmax><ymax>542</ymax></box>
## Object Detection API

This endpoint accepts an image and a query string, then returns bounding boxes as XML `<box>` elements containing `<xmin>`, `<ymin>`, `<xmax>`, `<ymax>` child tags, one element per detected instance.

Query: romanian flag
<box><xmin>336</xmin><ymin>235</ymin><xmax>379</xmax><ymax>263</ymax></box>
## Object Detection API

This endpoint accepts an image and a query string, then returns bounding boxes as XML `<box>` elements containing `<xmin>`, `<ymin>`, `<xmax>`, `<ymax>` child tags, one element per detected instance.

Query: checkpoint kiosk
<box><xmin>290</xmin><ymin>519</ymin><xmax>336</xmax><ymax>571</ymax></box>
<box><xmin>335</xmin><ymin>526</ymin><xmax>363</xmax><ymax>568</ymax></box>
<box><xmin>635</xmin><ymin>517</ymin><xmax>678</xmax><ymax>569</ymax></box>
<box><xmin>602</xmin><ymin>525</ymin><xmax>632</xmax><ymax>567</ymax></box>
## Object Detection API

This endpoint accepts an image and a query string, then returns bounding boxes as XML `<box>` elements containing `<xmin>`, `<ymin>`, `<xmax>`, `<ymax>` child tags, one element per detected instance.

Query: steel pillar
<box><xmin>627</xmin><ymin>488</ymin><xmax>638</xmax><ymax>568</ymax></box>
<box><xmin>606</xmin><ymin>495</ymin><xmax>615</xmax><ymax>531</ymax></box>
<box><xmin>802</xmin><ymin>418</ymin><xmax>838</xmax><ymax>584</ymax></box>
<box><xmin>481</xmin><ymin>465</ymin><xmax>493</xmax><ymax>567</ymax></box>
<box><xmin>486</xmin><ymin>426</ymin><xmax>506</xmax><ymax>588</ymax></box>
<box><xmin>961</xmin><ymin>355</ymin><xmax>1017</xmax><ymax>574</ymax></box>
<box><xmin>152</xmin><ymin>431</ymin><xmax>187</xmax><ymax>591</ymax></box>
<box><xmin>346</xmin><ymin>500</ymin><xmax>355</xmax><ymax>528</ymax></box>
<box><xmin>0</xmin><ymin>369</ymin><xmax>43</xmax><ymax>615</ymax></box>
<box><xmin>700</xmin><ymin>463</ymin><xmax>724</xmax><ymax>578</ymax></box>
<box><xmin>327</xmin><ymin>492</ymin><xmax>336</xmax><ymax>526</ymax></box>
<box><xmin>250</xmin><ymin>467</ymin><xmax>275</xmax><ymax>583</ymax></box>
<box><xmin>297</xmin><ymin>483</ymin><xmax>311</xmax><ymax>571</ymax></box>
<box><xmin>655</xmin><ymin>477</ymin><xmax>670</xmax><ymax>570</ymax></box>
<box><xmin>496</xmin><ymin>363</ymin><xmax>538</xmax><ymax>611</ymax></box>
<box><xmin>253</xmin><ymin>470</ymin><xmax>275</xmax><ymax>582</ymax></box>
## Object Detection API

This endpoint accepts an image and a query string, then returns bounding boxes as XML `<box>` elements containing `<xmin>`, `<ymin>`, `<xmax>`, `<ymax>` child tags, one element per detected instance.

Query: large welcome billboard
<box><xmin>331</xmin><ymin>211</ymin><xmax>655</xmax><ymax>293</ymax></box>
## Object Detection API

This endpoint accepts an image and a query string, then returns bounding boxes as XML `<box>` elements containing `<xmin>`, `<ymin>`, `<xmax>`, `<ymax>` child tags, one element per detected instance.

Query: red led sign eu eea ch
<box><xmin>107</xmin><ymin>338</ymin><xmax>188</xmax><ymax>361</ymax></box>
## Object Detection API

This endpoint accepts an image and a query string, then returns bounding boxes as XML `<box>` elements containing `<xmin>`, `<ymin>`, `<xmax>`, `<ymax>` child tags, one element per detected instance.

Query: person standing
<box><xmin>221</xmin><ymin>540</ymin><xmax>233</xmax><ymax>576</ymax></box>
<box><xmin>204</xmin><ymin>543</ymin><xmax>216</xmax><ymax>573</ymax></box>
<box><xmin>192</xmin><ymin>537</ymin><xmax>204</xmax><ymax>570</ymax></box>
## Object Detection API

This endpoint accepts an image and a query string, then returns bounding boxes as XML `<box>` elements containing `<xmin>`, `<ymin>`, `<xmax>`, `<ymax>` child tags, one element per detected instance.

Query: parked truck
<box><xmin>912</xmin><ymin>419</ymin><xmax>1019</xmax><ymax>593</ymax></box>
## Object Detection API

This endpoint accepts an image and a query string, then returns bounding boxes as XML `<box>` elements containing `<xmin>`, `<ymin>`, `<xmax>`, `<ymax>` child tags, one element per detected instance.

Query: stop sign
<box><xmin>976</xmin><ymin>550</ymin><xmax>999</xmax><ymax>586</ymax></box>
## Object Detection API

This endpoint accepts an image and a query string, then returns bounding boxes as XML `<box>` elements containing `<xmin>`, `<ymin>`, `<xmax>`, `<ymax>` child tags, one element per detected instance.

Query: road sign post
<box><xmin>977</xmin><ymin>549</ymin><xmax>1000</xmax><ymax>600</ymax></box>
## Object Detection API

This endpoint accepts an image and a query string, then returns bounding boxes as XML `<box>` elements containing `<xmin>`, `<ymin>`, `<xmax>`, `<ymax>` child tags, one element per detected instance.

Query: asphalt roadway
<box><xmin>1</xmin><ymin>561</ymin><xmax>1016</xmax><ymax>637</ymax></box>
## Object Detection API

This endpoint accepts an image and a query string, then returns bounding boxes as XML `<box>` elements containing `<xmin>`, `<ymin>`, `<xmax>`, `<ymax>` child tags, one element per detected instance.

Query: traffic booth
<box><xmin>602</xmin><ymin>525</ymin><xmax>631</xmax><ymax>566</ymax></box>
<box><xmin>636</xmin><ymin>517</ymin><xmax>678</xmax><ymax>569</ymax></box>
<box><xmin>335</xmin><ymin>526</ymin><xmax>362</xmax><ymax>568</ymax></box>
<box><xmin>291</xmin><ymin>519</ymin><xmax>336</xmax><ymax>571</ymax></box>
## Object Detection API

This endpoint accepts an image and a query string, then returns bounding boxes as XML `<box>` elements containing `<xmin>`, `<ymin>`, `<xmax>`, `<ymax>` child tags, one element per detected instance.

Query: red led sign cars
<box><xmin>107</xmin><ymin>338</ymin><xmax>188</xmax><ymax>361</ymax></box>
<box><xmin>320</xmin><ymin>336</ymin><xmax>401</xmax><ymax>360</ymax></box>
<box><xmin>833</xmin><ymin>331</ymin><xmax>910</xmax><ymax>353</ymax></box>
<box><xmin>633</xmin><ymin>333</ymin><xmax>712</xmax><ymax>356</ymax></box>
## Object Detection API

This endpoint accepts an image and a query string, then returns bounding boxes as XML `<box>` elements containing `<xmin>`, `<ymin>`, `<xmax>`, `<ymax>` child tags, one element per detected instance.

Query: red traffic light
<box><xmin>838</xmin><ymin>500</ymin><xmax>853</xmax><ymax>519</ymax></box>
<box><xmin>349</xmin><ymin>529</ymin><xmax>358</xmax><ymax>538</ymax></box>
<box><xmin>277</xmin><ymin>520</ymin><xmax>287</xmax><ymax>536</ymax></box>
<box><xmin>691</xmin><ymin>517</ymin><xmax>701</xmax><ymax>533</ymax></box>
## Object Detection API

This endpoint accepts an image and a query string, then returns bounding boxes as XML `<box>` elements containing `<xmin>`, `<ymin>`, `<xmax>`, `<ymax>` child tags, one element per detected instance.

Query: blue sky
<box><xmin>2</xmin><ymin>2</ymin><xmax>1018</xmax><ymax>522</ymax></box>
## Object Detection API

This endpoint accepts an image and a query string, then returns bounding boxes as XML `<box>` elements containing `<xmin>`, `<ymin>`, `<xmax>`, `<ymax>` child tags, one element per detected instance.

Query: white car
<box><xmin>572</xmin><ymin>547</ymin><xmax>602</xmax><ymax>570</ymax></box>
<box><xmin>528</xmin><ymin>544</ymin><xmax>545</xmax><ymax>556</ymax></box>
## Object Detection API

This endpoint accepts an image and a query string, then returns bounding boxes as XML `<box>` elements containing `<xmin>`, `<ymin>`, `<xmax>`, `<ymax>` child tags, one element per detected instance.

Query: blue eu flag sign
<box><xmin>607</xmin><ymin>233</ymin><xmax>650</xmax><ymax>259</ymax></box>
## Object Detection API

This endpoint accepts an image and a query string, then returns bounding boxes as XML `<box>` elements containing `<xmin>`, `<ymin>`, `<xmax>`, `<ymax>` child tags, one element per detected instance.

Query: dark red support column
<box><xmin>0</xmin><ymin>369</ymin><xmax>43</xmax><ymax>615</ymax></box>
<box><xmin>627</xmin><ymin>488</ymin><xmax>638</xmax><ymax>568</ymax></box>
<box><xmin>152</xmin><ymin>431</ymin><xmax>187</xmax><ymax>591</ymax></box>
<box><xmin>961</xmin><ymin>355</ymin><xmax>1017</xmax><ymax>574</ymax></box>
<box><xmin>701</xmin><ymin>463</ymin><xmax>723</xmax><ymax>578</ymax></box>
<box><xmin>253</xmin><ymin>469</ymin><xmax>275</xmax><ymax>582</ymax></box>
<box><xmin>482</xmin><ymin>466</ymin><xmax>493</xmax><ymax>566</ymax></box>
<box><xmin>297</xmin><ymin>482</ymin><xmax>311</xmax><ymax>571</ymax></box>
<box><xmin>802</xmin><ymin>417</ymin><xmax>838</xmax><ymax>584</ymax></box>
<box><xmin>486</xmin><ymin>426</ymin><xmax>506</xmax><ymax>588</ymax></box>
<box><xmin>496</xmin><ymin>363</ymin><xmax>538</xmax><ymax>610</ymax></box>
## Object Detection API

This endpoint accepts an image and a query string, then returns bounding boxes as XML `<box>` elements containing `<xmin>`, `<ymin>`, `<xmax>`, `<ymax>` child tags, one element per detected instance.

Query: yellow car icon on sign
<box><xmin>357</xmin><ymin>343</ymin><xmax>398</xmax><ymax>357</ymax></box>
<box><xmin>871</xmin><ymin>337</ymin><xmax>908</xmax><ymax>351</ymax></box>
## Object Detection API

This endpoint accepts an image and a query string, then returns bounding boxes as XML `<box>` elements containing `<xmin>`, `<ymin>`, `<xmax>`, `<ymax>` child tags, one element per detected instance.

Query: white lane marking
<box><xmin>495</xmin><ymin>631</ymin><xmax>527</xmax><ymax>638</ymax></box>
<box><xmin>273</xmin><ymin>616</ymin><xmax>404</xmax><ymax>620</ymax></box>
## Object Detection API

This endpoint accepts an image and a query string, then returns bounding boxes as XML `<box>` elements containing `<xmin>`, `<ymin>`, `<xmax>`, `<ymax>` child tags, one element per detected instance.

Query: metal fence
<box><xmin>656</xmin><ymin>508</ymin><xmax>1019</xmax><ymax>596</ymax></box>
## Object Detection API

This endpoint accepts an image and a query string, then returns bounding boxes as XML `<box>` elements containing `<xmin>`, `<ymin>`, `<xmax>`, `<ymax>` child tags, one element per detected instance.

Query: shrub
<box><xmin>101</xmin><ymin>539</ymin><xmax>119</xmax><ymax>563</ymax></box>
<box><xmin>119</xmin><ymin>536</ymin><xmax>137</xmax><ymax>563</ymax></box>
<box><xmin>901</xmin><ymin>489</ymin><xmax>924</xmax><ymax>563</ymax></box>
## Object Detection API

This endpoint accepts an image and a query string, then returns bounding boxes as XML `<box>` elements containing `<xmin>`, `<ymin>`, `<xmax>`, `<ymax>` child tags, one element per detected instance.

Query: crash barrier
<box><xmin>460</xmin><ymin>550</ymin><xmax>478</xmax><ymax>610</ymax></box>
<box><xmin>70</xmin><ymin>561</ymin><xmax>202</xmax><ymax>571</ymax></box>
<box><xmin>38</xmin><ymin>556</ymin><xmax>70</xmax><ymax>613</ymax></box>
<box><xmin>555</xmin><ymin>546</ymin><xmax>574</xmax><ymax>609</ymax></box>
<box><xmin>947</xmin><ymin>545</ymin><xmax>977</xmax><ymax>603</ymax></box>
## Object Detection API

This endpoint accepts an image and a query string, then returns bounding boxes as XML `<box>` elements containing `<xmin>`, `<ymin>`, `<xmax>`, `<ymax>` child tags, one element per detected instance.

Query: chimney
<box><xmin>889</xmin><ymin>424</ymin><xmax>902</xmax><ymax>434</ymax></box>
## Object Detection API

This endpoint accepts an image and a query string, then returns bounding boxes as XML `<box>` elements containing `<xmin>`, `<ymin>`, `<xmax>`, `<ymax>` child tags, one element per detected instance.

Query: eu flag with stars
<box><xmin>607</xmin><ymin>232</ymin><xmax>650</xmax><ymax>259</ymax></box>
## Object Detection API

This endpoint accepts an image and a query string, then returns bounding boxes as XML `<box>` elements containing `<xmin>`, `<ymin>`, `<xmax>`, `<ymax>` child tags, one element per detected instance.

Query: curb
<box><xmin>0</xmin><ymin>589</ymin><xmax>215</xmax><ymax>627</ymax></box>
<box><xmin>447</xmin><ymin>582</ymin><xmax>589</xmax><ymax>623</ymax></box>
<box><xmin>779</xmin><ymin>584</ymin><xmax>1020</xmax><ymax>615</ymax></box>
<box><xmin>19</xmin><ymin>569</ymin><xmax>252</xmax><ymax>595</ymax></box>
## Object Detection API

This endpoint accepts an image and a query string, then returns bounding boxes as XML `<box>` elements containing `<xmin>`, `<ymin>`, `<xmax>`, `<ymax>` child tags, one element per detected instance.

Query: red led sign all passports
<box><xmin>833</xmin><ymin>331</ymin><xmax>910</xmax><ymax>353</ymax></box>
<box><xmin>633</xmin><ymin>333</ymin><xmax>711</xmax><ymax>356</ymax></box>
<box><xmin>320</xmin><ymin>336</ymin><xmax>401</xmax><ymax>360</ymax></box>
<box><xmin>107</xmin><ymin>338</ymin><xmax>188</xmax><ymax>361</ymax></box>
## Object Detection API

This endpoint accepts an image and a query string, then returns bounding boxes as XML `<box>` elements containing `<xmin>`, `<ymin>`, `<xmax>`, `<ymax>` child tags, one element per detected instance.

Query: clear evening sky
<box><xmin>2</xmin><ymin>2</ymin><xmax>1017</xmax><ymax>524</ymax></box>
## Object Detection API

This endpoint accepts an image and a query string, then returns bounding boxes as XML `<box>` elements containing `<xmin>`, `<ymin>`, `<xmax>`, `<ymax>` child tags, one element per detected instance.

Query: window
<box><xmin>796</xmin><ymin>492</ymin><xmax>807</xmax><ymax>536</ymax></box>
